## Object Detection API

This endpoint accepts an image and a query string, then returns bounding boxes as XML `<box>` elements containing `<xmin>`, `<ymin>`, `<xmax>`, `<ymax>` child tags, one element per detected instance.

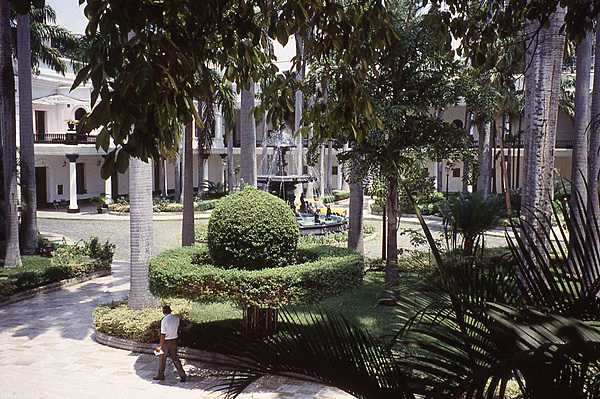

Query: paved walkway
<box><xmin>0</xmin><ymin>261</ymin><xmax>351</xmax><ymax>399</ymax></box>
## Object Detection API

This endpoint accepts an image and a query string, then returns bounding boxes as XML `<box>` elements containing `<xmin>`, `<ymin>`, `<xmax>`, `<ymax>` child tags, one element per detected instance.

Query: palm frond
<box><xmin>508</xmin><ymin>186</ymin><xmax>600</xmax><ymax>319</ymax></box>
<box><xmin>207</xmin><ymin>310</ymin><xmax>414</xmax><ymax>399</ymax></box>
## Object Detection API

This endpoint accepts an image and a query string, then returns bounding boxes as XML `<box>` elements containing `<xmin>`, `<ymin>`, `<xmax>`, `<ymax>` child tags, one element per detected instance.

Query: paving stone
<box><xmin>0</xmin><ymin>260</ymin><xmax>353</xmax><ymax>399</ymax></box>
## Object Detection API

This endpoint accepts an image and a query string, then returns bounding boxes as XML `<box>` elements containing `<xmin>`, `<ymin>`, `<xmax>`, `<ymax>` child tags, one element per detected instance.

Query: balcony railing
<box><xmin>34</xmin><ymin>132</ymin><xmax>96</xmax><ymax>145</ymax></box>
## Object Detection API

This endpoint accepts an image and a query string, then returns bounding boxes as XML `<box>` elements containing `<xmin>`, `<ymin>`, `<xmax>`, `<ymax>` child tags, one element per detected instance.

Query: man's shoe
<box><xmin>180</xmin><ymin>376</ymin><xmax>187</xmax><ymax>383</ymax></box>
<box><xmin>153</xmin><ymin>376</ymin><xmax>165</xmax><ymax>381</ymax></box>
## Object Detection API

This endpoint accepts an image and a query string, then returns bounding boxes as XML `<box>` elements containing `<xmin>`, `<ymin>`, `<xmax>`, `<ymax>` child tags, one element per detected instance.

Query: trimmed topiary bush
<box><xmin>207</xmin><ymin>187</ymin><xmax>299</xmax><ymax>269</ymax></box>
<box><xmin>149</xmin><ymin>244</ymin><xmax>363</xmax><ymax>308</ymax></box>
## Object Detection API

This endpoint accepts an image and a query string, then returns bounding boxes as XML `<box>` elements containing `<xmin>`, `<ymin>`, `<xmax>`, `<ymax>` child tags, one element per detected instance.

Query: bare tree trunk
<box><xmin>571</xmin><ymin>31</ymin><xmax>592</xmax><ymax>221</ymax></box>
<box><xmin>294</xmin><ymin>33</ymin><xmax>305</xmax><ymax>199</ymax></box>
<box><xmin>326</xmin><ymin>141</ymin><xmax>333</xmax><ymax>193</ymax></box>
<box><xmin>227</xmin><ymin>127</ymin><xmax>234</xmax><ymax>192</ymax></box>
<box><xmin>385</xmin><ymin>174</ymin><xmax>399</xmax><ymax>287</ymax></box>
<box><xmin>240</xmin><ymin>83</ymin><xmax>257</xmax><ymax>187</ymax></box>
<box><xmin>174</xmin><ymin>138</ymin><xmax>182</xmax><ymax>202</ymax></box>
<box><xmin>348</xmin><ymin>171</ymin><xmax>364</xmax><ymax>254</ymax></box>
<box><xmin>182</xmin><ymin>121</ymin><xmax>195</xmax><ymax>246</ymax></box>
<box><xmin>477</xmin><ymin>120</ymin><xmax>492</xmax><ymax>199</ymax></box>
<box><xmin>589</xmin><ymin>18</ymin><xmax>600</xmax><ymax>221</ymax></box>
<box><xmin>1</xmin><ymin>0</ymin><xmax>21</xmax><ymax>267</ymax></box>
<box><xmin>128</xmin><ymin>157</ymin><xmax>157</xmax><ymax>309</ymax></box>
<box><xmin>17</xmin><ymin>14</ymin><xmax>37</xmax><ymax>255</ymax></box>
<box><xmin>522</xmin><ymin>8</ymin><xmax>566</xmax><ymax>229</ymax></box>
<box><xmin>462</xmin><ymin>108</ymin><xmax>472</xmax><ymax>193</ymax></box>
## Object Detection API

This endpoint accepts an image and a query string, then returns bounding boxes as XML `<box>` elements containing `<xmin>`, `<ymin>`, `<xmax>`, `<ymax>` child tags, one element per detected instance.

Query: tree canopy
<box><xmin>73</xmin><ymin>0</ymin><xmax>394</xmax><ymax>177</ymax></box>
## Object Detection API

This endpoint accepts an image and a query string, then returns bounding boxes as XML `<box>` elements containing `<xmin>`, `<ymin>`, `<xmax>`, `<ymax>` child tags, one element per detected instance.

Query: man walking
<box><xmin>154</xmin><ymin>305</ymin><xmax>187</xmax><ymax>382</ymax></box>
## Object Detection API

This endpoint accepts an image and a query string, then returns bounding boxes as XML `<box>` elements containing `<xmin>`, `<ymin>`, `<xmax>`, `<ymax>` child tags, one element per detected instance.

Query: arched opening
<box><xmin>74</xmin><ymin>108</ymin><xmax>87</xmax><ymax>121</ymax></box>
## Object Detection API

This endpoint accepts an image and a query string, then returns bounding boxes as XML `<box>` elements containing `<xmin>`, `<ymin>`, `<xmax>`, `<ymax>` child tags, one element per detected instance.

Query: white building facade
<box><xmin>18</xmin><ymin>65</ymin><xmax>579</xmax><ymax>211</ymax></box>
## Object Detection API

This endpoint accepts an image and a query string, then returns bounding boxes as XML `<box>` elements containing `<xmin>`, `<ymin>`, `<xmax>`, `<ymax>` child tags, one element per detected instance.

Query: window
<box><xmin>57</xmin><ymin>184</ymin><xmax>63</xmax><ymax>196</ymax></box>
<box><xmin>302</xmin><ymin>165</ymin><xmax>308</xmax><ymax>174</ymax></box>
<box><xmin>76</xmin><ymin>163</ymin><xmax>86</xmax><ymax>194</ymax></box>
<box><xmin>452</xmin><ymin>168</ymin><xmax>461</xmax><ymax>178</ymax></box>
<box><xmin>332</xmin><ymin>166</ymin><xmax>338</xmax><ymax>175</ymax></box>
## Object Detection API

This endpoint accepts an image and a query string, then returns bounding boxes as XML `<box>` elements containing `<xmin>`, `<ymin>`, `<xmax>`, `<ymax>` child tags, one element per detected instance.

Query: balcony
<box><xmin>34</xmin><ymin>132</ymin><xmax>96</xmax><ymax>145</ymax></box>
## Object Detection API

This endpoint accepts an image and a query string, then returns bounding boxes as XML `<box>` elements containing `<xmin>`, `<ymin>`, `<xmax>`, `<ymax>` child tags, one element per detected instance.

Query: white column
<box><xmin>203</xmin><ymin>158</ymin><xmax>209</xmax><ymax>181</ymax></box>
<box><xmin>66</xmin><ymin>154</ymin><xmax>79</xmax><ymax>213</ymax></box>
<box><xmin>104</xmin><ymin>175</ymin><xmax>112</xmax><ymax>204</ymax></box>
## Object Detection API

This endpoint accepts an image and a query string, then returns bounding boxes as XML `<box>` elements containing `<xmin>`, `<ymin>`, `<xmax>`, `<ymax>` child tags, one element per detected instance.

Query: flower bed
<box><xmin>0</xmin><ymin>237</ymin><xmax>114</xmax><ymax>300</ymax></box>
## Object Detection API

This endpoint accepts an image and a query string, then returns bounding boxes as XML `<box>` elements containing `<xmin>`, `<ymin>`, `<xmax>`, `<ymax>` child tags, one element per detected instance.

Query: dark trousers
<box><xmin>157</xmin><ymin>339</ymin><xmax>186</xmax><ymax>379</ymax></box>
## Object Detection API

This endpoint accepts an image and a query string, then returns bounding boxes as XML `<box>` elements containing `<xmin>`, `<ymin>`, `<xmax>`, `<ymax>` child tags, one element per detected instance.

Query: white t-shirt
<box><xmin>160</xmin><ymin>314</ymin><xmax>180</xmax><ymax>340</ymax></box>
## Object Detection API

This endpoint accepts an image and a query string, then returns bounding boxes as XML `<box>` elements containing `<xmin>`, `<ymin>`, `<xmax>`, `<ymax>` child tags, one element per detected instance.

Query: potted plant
<box><xmin>66</xmin><ymin>119</ymin><xmax>78</xmax><ymax>131</ymax></box>
<box><xmin>91</xmin><ymin>195</ymin><xmax>108</xmax><ymax>214</ymax></box>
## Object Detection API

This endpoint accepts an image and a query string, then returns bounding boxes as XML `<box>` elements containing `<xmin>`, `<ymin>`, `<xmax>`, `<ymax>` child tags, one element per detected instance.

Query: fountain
<box><xmin>257</xmin><ymin>129</ymin><xmax>348</xmax><ymax>235</ymax></box>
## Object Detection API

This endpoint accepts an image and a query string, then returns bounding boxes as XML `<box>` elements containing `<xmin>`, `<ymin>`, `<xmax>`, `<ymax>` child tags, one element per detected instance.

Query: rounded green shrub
<box><xmin>207</xmin><ymin>187</ymin><xmax>299</xmax><ymax>269</ymax></box>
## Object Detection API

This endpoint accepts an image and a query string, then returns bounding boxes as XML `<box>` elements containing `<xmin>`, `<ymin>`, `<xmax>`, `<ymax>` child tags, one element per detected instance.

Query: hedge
<box><xmin>94</xmin><ymin>299</ymin><xmax>191</xmax><ymax>343</ymax></box>
<box><xmin>109</xmin><ymin>198</ymin><xmax>221</xmax><ymax>214</ymax></box>
<box><xmin>207</xmin><ymin>187</ymin><xmax>299</xmax><ymax>268</ymax></box>
<box><xmin>0</xmin><ymin>237</ymin><xmax>114</xmax><ymax>300</ymax></box>
<box><xmin>332</xmin><ymin>190</ymin><xmax>350</xmax><ymax>201</ymax></box>
<box><xmin>149</xmin><ymin>244</ymin><xmax>363</xmax><ymax>308</ymax></box>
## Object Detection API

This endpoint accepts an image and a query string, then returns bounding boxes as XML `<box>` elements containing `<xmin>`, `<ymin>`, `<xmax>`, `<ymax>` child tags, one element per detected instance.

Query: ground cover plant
<box><xmin>0</xmin><ymin>237</ymin><xmax>114</xmax><ymax>299</ymax></box>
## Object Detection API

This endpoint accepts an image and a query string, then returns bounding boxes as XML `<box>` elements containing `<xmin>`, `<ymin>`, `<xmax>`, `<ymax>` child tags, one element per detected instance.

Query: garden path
<box><xmin>0</xmin><ymin>260</ymin><xmax>351</xmax><ymax>399</ymax></box>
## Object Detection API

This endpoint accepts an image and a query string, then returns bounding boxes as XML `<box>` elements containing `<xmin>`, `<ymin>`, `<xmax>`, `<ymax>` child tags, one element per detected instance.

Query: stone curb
<box><xmin>0</xmin><ymin>269</ymin><xmax>111</xmax><ymax>307</ymax></box>
<box><xmin>93</xmin><ymin>330</ymin><xmax>231</xmax><ymax>363</ymax></box>
<box><xmin>38</xmin><ymin>211</ymin><xmax>212</xmax><ymax>222</ymax></box>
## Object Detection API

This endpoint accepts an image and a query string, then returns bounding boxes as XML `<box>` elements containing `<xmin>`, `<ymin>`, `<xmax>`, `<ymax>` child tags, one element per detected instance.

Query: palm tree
<box><xmin>1</xmin><ymin>0</ymin><xmax>21</xmax><ymax>268</ymax></box>
<box><xmin>181</xmin><ymin>120</ymin><xmax>194</xmax><ymax>246</ymax></box>
<box><xmin>15</xmin><ymin>5</ymin><xmax>78</xmax><ymax>255</ymax></box>
<box><xmin>294</xmin><ymin>33</ymin><xmax>306</xmax><ymax>197</ymax></box>
<box><xmin>216</xmin><ymin>83</ymin><xmax>236</xmax><ymax>193</ymax></box>
<box><xmin>347</xmin><ymin>177</ymin><xmax>364</xmax><ymax>253</ymax></box>
<box><xmin>240</xmin><ymin>83</ymin><xmax>257</xmax><ymax>187</ymax></box>
<box><xmin>476</xmin><ymin>120</ymin><xmax>492</xmax><ymax>198</ymax></box>
<box><xmin>588</xmin><ymin>18</ymin><xmax>600</xmax><ymax>223</ymax></box>
<box><xmin>128</xmin><ymin>156</ymin><xmax>157</xmax><ymax>309</ymax></box>
<box><xmin>570</xmin><ymin>31</ymin><xmax>592</xmax><ymax>222</ymax></box>
<box><xmin>174</xmin><ymin>139</ymin><xmax>182</xmax><ymax>202</ymax></box>
<box><xmin>16</xmin><ymin>13</ymin><xmax>36</xmax><ymax>255</ymax></box>
<box><xmin>522</xmin><ymin>8</ymin><xmax>566</xmax><ymax>230</ymax></box>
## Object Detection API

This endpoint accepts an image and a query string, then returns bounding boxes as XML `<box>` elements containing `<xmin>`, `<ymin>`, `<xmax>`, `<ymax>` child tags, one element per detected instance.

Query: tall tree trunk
<box><xmin>1</xmin><ymin>0</ymin><xmax>21</xmax><ymax>267</ymax></box>
<box><xmin>477</xmin><ymin>120</ymin><xmax>492</xmax><ymax>198</ymax></box>
<box><xmin>318</xmin><ymin>144</ymin><xmax>325</xmax><ymax>198</ymax></box>
<box><xmin>589</xmin><ymin>18</ymin><xmax>600</xmax><ymax>221</ymax></box>
<box><xmin>326</xmin><ymin>141</ymin><xmax>333</xmax><ymax>193</ymax></box>
<box><xmin>522</xmin><ymin>8</ymin><xmax>566</xmax><ymax>230</ymax></box>
<box><xmin>294</xmin><ymin>33</ymin><xmax>305</xmax><ymax>199</ymax></box>
<box><xmin>381</xmin><ymin>174</ymin><xmax>399</xmax><ymax>303</ymax></box>
<box><xmin>128</xmin><ymin>157</ymin><xmax>157</xmax><ymax>309</ymax></box>
<box><xmin>348</xmin><ymin>168</ymin><xmax>364</xmax><ymax>253</ymax></box>
<box><xmin>17</xmin><ymin>14</ymin><xmax>37</xmax><ymax>255</ymax></box>
<box><xmin>227</xmin><ymin>126</ymin><xmax>235</xmax><ymax>192</ymax></box>
<box><xmin>260</xmin><ymin>115</ymin><xmax>269</xmax><ymax>175</ymax></box>
<box><xmin>240</xmin><ymin>83</ymin><xmax>257</xmax><ymax>187</ymax></box>
<box><xmin>571</xmin><ymin>31</ymin><xmax>592</xmax><ymax>222</ymax></box>
<box><xmin>462</xmin><ymin>108</ymin><xmax>472</xmax><ymax>193</ymax></box>
<box><xmin>174</xmin><ymin>138</ymin><xmax>182</xmax><ymax>202</ymax></box>
<box><xmin>182</xmin><ymin>121</ymin><xmax>195</xmax><ymax>246</ymax></box>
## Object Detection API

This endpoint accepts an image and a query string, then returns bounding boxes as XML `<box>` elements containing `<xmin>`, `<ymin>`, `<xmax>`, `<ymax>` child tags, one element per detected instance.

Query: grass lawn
<box><xmin>189</xmin><ymin>271</ymin><xmax>399</xmax><ymax>340</ymax></box>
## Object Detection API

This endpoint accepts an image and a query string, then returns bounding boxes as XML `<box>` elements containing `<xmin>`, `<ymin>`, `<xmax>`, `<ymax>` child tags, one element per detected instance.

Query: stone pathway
<box><xmin>0</xmin><ymin>261</ymin><xmax>352</xmax><ymax>399</ymax></box>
